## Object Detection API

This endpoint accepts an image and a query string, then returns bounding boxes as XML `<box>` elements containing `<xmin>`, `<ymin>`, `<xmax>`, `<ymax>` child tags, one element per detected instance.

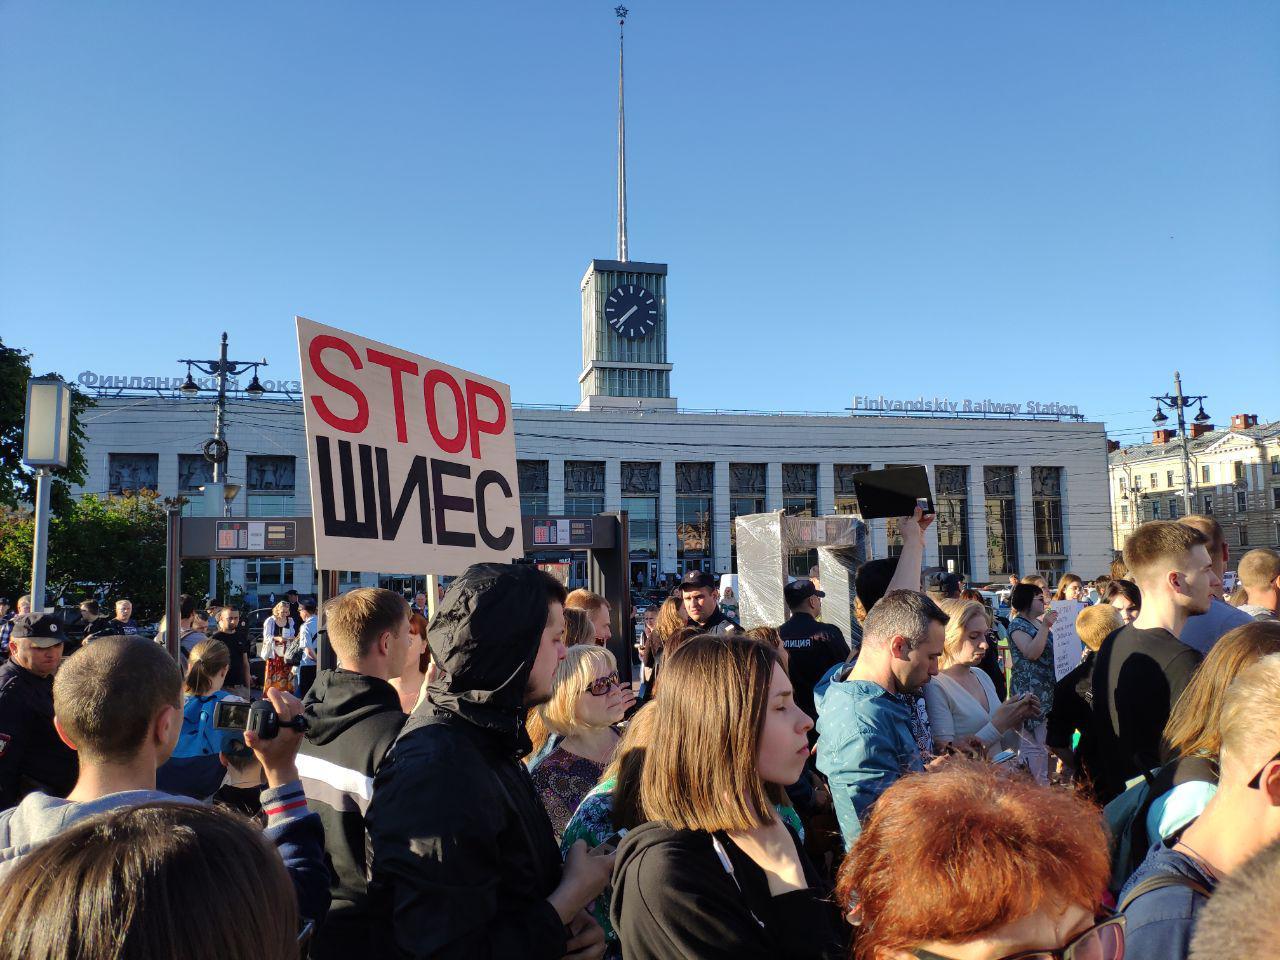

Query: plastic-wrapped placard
<box><xmin>734</xmin><ymin>511</ymin><xmax>867</xmax><ymax>633</ymax></box>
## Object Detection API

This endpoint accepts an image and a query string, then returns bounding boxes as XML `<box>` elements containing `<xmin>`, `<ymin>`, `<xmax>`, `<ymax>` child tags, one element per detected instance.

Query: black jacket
<box><xmin>1047</xmin><ymin>651</ymin><xmax>1099</xmax><ymax>792</ymax></box>
<box><xmin>0</xmin><ymin>660</ymin><xmax>78</xmax><ymax>809</ymax></box>
<box><xmin>611</xmin><ymin>820</ymin><xmax>845</xmax><ymax>960</ymax></box>
<box><xmin>777</xmin><ymin>613</ymin><xmax>849</xmax><ymax>721</ymax></box>
<box><xmin>1091</xmin><ymin>625</ymin><xmax>1201</xmax><ymax>802</ymax></box>
<box><xmin>366</xmin><ymin>564</ymin><xmax>568</xmax><ymax>960</ymax></box>
<box><xmin>692</xmin><ymin>607</ymin><xmax>741</xmax><ymax>637</ymax></box>
<box><xmin>299</xmin><ymin>669</ymin><xmax>406</xmax><ymax>959</ymax></box>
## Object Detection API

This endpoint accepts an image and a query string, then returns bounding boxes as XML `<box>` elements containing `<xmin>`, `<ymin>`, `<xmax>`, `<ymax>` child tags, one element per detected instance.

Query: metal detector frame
<box><xmin>164</xmin><ymin>508</ymin><xmax>634</xmax><ymax>682</ymax></box>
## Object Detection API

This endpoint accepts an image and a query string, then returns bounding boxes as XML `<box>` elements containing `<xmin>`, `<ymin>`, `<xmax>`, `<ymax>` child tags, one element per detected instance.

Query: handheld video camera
<box><xmin>212</xmin><ymin>699</ymin><xmax>308</xmax><ymax>740</ymax></box>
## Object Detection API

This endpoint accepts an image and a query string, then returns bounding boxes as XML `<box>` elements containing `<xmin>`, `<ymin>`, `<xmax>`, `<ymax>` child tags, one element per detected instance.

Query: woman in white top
<box><xmin>925</xmin><ymin>599</ymin><xmax>1040</xmax><ymax>756</ymax></box>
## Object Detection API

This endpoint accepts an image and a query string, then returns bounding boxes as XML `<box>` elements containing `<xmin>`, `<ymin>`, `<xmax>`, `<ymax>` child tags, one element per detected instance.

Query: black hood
<box><xmin>422</xmin><ymin>563</ymin><xmax>552</xmax><ymax>751</ymax></box>
<box><xmin>302</xmin><ymin>668</ymin><xmax>403</xmax><ymax>746</ymax></box>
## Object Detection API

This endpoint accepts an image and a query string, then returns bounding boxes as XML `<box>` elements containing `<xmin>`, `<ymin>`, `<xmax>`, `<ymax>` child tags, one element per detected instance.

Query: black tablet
<box><xmin>850</xmin><ymin>465</ymin><xmax>935</xmax><ymax>520</ymax></box>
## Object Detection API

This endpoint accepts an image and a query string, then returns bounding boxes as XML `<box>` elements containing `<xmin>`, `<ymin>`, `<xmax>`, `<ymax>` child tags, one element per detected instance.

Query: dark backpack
<box><xmin>1103</xmin><ymin>755</ymin><xmax>1216</xmax><ymax>896</ymax></box>
<box><xmin>1116</xmin><ymin>872</ymin><xmax>1212</xmax><ymax>913</ymax></box>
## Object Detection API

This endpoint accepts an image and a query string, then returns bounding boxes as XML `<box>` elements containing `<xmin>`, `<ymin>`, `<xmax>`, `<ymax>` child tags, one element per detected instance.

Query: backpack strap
<box><xmin>1117</xmin><ymin>873</ymin><xmax>1213</xmax><ymax>913</ymax></box>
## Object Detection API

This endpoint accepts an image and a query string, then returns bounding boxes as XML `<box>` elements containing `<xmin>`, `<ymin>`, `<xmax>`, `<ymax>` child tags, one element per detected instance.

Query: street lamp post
<box><xmin>22</xmin><ymin>377</ymin><xmax>73</xmax><ymax>613</ymax></box>
<box><xmin>1152</xmin><ymin>371</ymin><xmax>1210</xmax><ymax>519</ymax></box>
<box><xmin>178</xmin><ymin>333</ymin><xmax>268</xmax><ymax>602</ymax></box>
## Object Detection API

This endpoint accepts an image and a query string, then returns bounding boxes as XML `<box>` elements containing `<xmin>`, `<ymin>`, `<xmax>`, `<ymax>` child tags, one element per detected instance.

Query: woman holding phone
<box><xmin>924</xmin><ymin>600</ymin><xmax>1039</xmax><ymax>759</ymax></box>
<box><xmin>611</xmin><ymin>635</ymin><xmax>844</xmax><ymax>959</ymax></box>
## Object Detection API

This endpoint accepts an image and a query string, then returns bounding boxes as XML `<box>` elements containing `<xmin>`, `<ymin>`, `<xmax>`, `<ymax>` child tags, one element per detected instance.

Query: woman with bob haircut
<box><xmin>0</xmin><ymin>802</ymin><xmax>302</xmax><ymax>960</ymax></box>
<box><xmin>837</xmin><ymin>762</ymin><xmax>1121</xmax><ymax>960</ymax></box>
<box><xmin>923</xmin><ymin>600</ymin><xmax>1038</xmax><ymax>758</ymax></box>
<box><xmin>611</xmin><ymin>635</ymin><xmax>844</xmax><ymax>959</ymax></box>
<box><xmin>527</xmin><ymin>644</ymin><xmax>633</xmax><ymax>841</ymax></box>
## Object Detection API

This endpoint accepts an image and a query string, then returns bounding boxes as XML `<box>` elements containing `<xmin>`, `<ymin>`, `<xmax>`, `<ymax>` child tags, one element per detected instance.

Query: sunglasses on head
<box><xmin>912</xmin><ymin>912</ymin><xmax>1125</xmax><ymax>960</ymax></box>
<box><xmin>583</xmin><ymin>672</ymin><xmax>620</xmax><ymax>696</ymax></box>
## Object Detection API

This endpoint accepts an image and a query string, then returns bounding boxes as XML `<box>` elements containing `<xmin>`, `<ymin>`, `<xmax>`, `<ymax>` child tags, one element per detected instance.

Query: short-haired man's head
<box><xmin>1188</xmin><ymin>836</ymin><xmax>1280</xmax><ymax>960</ymax></box>
<box><xmin>640</xmin><ymin>635</ymin><xmax>781</xmax><ymax>833</ymax></box>
<box><xmin>1180</xmin><ymin>513</ymin><xmax>1226</xmax><ymax>559</ymax></box>
<box><xmin>565</xmin><ymin>589</ymin><xmax>608</xmax><ymax>615</ymax></box>
<box><xmin>1218</xmin><ymin>648</ymin><xmax>1280</xmax><ymax>781</ymax></box>
<box><xmin>79</xmin><ymin>599</ymin><xmax>101</xmax><ymax>619</ymax></box>
<box><xmin>862</xmin><ymin>590</ymin><xmax>948</xmax><ymax>651</ymax></box>
<box><xmin>53</xmin><ymin>637</ymin><xmax>182</xmax><ymax>764</ymax></box>
<box><xmin>1122</xmin><ymin>520</ymin><xmax>1209</xmax><ymax>584</ymax></box>
<box><xmin>300</xmin><ymin>599</ymin><xmax>318</xmax><ymax>616</ymax></box>
<box><xmin>323</xmin><ymin>588</ymin><xmax>408</xmax><ymax>665</ymax></box>
<box><xmin>115</xmin><ymin>599</ymin><xmax>131</xmax><ymax>615</ymax></box>
<box><xmin>216</xmin><ymin>606</ymin><xmax>239</xmax><ymax>629</ymax></box>
<box><xmin>179</xmin><ymin>594</ymin><xmax>196</xmax><ymax>620</ymax></box>
<box><xmin>1239</xmin><ymin>549</ymin><xmax>1280</xmax><ymax>594</ymax></box>
<box><xmin>1075</xmin><ymin>604</ymin><xmax>1121</xmax><ymax>653</ymax></box>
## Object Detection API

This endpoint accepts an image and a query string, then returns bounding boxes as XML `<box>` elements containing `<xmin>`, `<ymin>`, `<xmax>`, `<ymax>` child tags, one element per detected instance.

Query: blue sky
<box><xmin>3</xmin><ymin>1</ymin><xmax>1277</xmax><ymax>445</ymax></box>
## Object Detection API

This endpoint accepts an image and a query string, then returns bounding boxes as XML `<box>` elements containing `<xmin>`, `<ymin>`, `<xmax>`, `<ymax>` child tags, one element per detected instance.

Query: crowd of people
<box><xmin>0</xmin><ymin>510</ymin><xmax>1279</xmax><ymax>959</ymax></box>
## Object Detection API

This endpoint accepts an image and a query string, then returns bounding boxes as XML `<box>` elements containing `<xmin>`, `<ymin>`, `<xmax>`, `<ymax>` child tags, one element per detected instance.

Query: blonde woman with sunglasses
<box><xmin>528</xmin><ymin>644</ymin><xmax>635</xmax><ymax>841</ymax></box>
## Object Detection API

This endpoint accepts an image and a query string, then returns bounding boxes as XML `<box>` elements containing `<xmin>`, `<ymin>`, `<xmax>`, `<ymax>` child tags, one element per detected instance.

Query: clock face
<box><xmin>603</xmin><ymin>284</ymin><xmax>659</xmax><ymax>339</ymax></box>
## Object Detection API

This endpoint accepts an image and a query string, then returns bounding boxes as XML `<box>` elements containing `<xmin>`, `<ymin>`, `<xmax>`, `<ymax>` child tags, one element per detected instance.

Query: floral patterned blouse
<box><xmin>530</xmin><ymin>747</ymin><xmax>606</xmax><ymax>844</ymax></box>
<box><xmin>1008</xmin><ymin>615</ymin><xmax>1056</xmax><ymax>721</ymax></box>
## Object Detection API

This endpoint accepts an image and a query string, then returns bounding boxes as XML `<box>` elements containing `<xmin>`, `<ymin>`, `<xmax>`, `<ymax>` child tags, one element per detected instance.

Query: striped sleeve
<box><xmin>261</xmin><ymin>779</ymin><xmax>310</xmax><ymax>827</ymax></box>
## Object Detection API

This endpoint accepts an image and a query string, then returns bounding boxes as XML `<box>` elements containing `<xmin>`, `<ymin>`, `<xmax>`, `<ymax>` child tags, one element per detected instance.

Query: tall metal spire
<box><xmin>615</xmin><ymin>5</ymin><xmax>629</xmax><ymax>262</ymax></box>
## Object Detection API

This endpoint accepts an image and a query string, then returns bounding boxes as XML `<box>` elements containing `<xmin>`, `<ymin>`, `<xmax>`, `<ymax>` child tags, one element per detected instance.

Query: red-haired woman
<box><xmin>837</xmin><ymin>762</ymin><xmax>1121</xmax><ymax>960</ymax></box>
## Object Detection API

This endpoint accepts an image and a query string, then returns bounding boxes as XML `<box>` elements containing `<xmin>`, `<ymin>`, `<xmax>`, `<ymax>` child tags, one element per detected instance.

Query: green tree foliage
<box><xmin>0</xmin><ymin>340</ymin><xmax>92</xmax><ymax>518</ymax></box>
<box><xmin>0</xmin><ymin>491</ymin><xmax>229</xmax><ymax>620</ymax></box>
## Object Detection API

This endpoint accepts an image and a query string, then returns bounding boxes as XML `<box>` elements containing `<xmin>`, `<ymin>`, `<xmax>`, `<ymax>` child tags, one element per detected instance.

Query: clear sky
<box><xmin>3</xmin><ymin>1</ymin><xmax>1277</xmax><ymax>446</ymax></box>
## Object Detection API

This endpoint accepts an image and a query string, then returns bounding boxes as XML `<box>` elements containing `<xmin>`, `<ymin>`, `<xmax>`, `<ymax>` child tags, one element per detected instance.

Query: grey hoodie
<box><xmin>0</xmin><ymin>789</ymin><xmax>190</xmax><ymax>873</ymax></box>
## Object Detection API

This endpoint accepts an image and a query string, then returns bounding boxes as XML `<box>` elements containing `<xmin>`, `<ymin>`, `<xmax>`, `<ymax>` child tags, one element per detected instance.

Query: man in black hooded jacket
<box><xmin>298</xmin><ymin>587</ymin><xmax>409</xmax><ymax>959</ymax></box>
<box><xmin>366</xmin><ymin>563</ymin><xmax>613</xmax><ymax>960</ymax></box>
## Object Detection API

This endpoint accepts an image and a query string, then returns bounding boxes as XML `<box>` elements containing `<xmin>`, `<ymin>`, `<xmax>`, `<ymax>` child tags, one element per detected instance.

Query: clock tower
<box><xmin>578</xmin><ymin>6</ymin><xmax>676</xmax><ymax>412</ymax></box>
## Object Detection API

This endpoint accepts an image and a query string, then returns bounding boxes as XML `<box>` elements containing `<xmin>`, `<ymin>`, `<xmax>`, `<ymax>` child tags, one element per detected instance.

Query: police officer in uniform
<box><xmin>678</xmin><ymin>569</ymin><xmax>740</xmax><ymax>636</ymax></box>
<box><xmin>777</xmin><ymin>580</ymin><xmax>850</xmax><ymax>722</ymax></box>
<box><xmin>0</xmin><ymin>613</ymin><xmax>78</xmax><ymax>809</ymax></box>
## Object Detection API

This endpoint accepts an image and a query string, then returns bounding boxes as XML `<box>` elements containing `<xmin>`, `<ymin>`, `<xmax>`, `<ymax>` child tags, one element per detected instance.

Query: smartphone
<box><xmin>594</xmin><ymin>829</ymin><xmax>627</xmax><ymax>853</ymax></box>
<box><xmin>991</xmin><ymin>749</ymin><xmax>1018</xmax><ymax>765</ymax></box>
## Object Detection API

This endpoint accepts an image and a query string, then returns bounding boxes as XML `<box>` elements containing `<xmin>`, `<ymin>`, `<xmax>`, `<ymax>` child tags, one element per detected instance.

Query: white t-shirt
<box><xmin>923</xmin><ymin>668</ymin><xmax>1016</xmax><ymax>756</ymax></box>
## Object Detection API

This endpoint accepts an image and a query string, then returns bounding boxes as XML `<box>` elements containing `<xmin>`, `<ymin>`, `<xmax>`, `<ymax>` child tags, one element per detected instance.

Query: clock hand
<box><xmin>618</xmin><ymin>305</ymin><xmax>639</xmax><ymax>324</ymax></box>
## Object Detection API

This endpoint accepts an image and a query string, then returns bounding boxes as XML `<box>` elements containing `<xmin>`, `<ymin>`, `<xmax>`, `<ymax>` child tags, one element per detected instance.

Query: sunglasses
<box><xmin>1247</xmin><ymin>748</ymin><xmax>1280</xmax><ymax>789</ymax></box>
<box><xmin>912</xmin><ymin>913</ymin><xmax>1125</xmax><ymax>960</ymax></box>
<box><xmin>583</xmin><ymin>672</ymin><xmax>621</xmax><ymax>696</ymax></box>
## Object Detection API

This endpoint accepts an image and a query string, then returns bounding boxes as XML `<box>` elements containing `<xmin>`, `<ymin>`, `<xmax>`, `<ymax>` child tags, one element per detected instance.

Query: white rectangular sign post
<box><xmin>1049</xmin><ymin>599</ymin><xmax>1088</xmax><ymax>681</ymax></box>
<box><xmin>297</xmin><ymin>316</ymin><xmax>522</xmax><ymax>576</ymax></box>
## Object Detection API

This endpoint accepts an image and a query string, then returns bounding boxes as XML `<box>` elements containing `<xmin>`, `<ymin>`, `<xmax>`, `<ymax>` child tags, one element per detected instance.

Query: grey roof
<box><xmin>1110</xmin><ymin>420</ymin><xmax>1280</xmax><ymax>466</ymax></box>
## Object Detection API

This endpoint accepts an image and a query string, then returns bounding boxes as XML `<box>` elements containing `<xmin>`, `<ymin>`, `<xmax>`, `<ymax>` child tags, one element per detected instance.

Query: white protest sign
<box><xmin>1049</xmin><ymin>599</ymin><xmax>1087</xmax><ymax>681</ymax></box>
<box><xmin>297</xmin><ymin>316</ymin><xmax>522</xmax><ymax>576</ymax></box>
